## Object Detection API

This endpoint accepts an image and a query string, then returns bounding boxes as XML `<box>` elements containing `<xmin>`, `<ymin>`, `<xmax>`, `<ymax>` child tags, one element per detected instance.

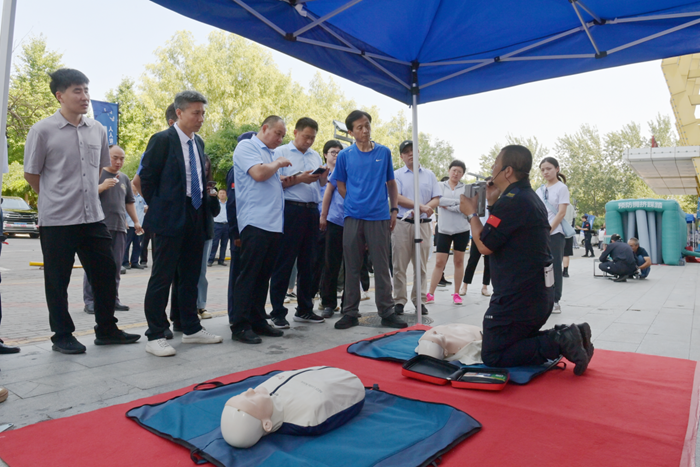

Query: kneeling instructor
<box><xmin>459</xmin><ymin>145</ymin><xmax>592</xmax><ymax>375</ymax></box>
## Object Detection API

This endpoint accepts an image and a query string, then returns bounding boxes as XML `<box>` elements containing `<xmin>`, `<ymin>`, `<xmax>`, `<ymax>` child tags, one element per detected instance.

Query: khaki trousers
<box><xmin>392</xmin><ymin>220</ymin><xmax>431</xmax><ymax>307</ymax></box>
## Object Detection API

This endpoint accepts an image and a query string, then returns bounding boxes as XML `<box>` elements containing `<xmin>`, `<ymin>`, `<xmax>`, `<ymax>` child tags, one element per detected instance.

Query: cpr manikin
<box><xmin>221</xmin><ymin>366</ymin><xmax>365</xmax><ymax>448</ymax></box>
<box><xmin>416</xmin><ymin>324</ymin><xmax>484</xmax><ymax>365</ymax></box>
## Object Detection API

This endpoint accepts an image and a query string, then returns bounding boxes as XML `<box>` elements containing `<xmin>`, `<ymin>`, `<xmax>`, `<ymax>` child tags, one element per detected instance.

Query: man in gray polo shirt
<box><xmin>24</xmin><ymin>68</ymin><xmax>140</xmax><ymax>354</ymax></box>
<box><xmin>83</xmin><ymin>145</ymin><xmax>143</xmax><ymax>314</ymax></box>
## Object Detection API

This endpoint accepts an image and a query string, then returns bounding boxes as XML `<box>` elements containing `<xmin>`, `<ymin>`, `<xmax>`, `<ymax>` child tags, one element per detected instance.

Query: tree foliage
<box><xmin>105</xmin><ymin>78</ymin><xmax>154</xmax><ymax>176</ymax></box>
<box><xmin>6</xmin><ymin>35</ymin><xmax>62</xmax><ymax>165</ymax></box>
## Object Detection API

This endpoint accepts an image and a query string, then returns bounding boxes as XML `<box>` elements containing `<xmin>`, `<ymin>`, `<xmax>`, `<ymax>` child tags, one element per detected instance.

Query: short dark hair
<box><xmin>261</xmin><ymin>115</ymin><xmax>284</xmax><ymax>129</ymax></box>
<box><xmin>173</xmin><ymin>90</ymin><xmax>207</xmax><ymax>111</ymax></box>
<box><xmin>500</xmin><ymin>145</ymin><xmax>532</xmax><ymax>180</ymax></box>
<box><xmin>582</xmin><ymin>214</ymin><xmax>588</xmax><ymax>219</ymax></box>
<box><xmin>610</xmin><ymin>233</ymin><xmax>621</xmax><ymax>242</ymax></box>
<box><xmin>345</xmin><ymin>110</ymin><xmax>372</xmax><ymax>132</ymax></box>
<box><xmin>295</xmin><ymin>117</ymin><xmax>318</xmax><ymax>132</ymax></box>
<box><xmin>440</xmin><ymin>176</ymin><xmax>449</xmax><ymax>182</ymax></box>
<box><xmin>165</xmin><ymin>103</ymin><xmax>177</xmax><ymax>123</ymax></box>
<box><xmin>323</xmin><ymin>140</ymin><xmax>343</xmax><ymax>155</ymax></box>
<box><xmin>49</xmin><ymin>68</ymin><xmax>89</xmax><ymax>98</ymax></box>
<box><xmin>448</xmin><ymin>160</ymin><xmax>466</xmax><ymax>173</ymax></box>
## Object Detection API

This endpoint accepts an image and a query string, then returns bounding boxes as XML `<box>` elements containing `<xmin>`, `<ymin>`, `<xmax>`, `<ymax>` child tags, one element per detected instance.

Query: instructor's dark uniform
<box><xmin>479</xmin><ymin>178</ymin><xmax>560</xmax><ymax>367</ymax></box>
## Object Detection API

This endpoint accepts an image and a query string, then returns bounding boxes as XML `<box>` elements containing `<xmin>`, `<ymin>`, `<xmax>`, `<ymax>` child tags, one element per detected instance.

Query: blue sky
<box><xmin>11</xmin><ymin>0</ymin><xmax>674</xmax><ymax>171</ymax></box>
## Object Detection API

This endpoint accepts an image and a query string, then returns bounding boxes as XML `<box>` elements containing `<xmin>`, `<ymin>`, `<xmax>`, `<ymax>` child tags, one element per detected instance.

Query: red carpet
<box><xmin>0</xmin><ymin>325</ymin><xmax>697</xmax><ymax>467</ymax></box>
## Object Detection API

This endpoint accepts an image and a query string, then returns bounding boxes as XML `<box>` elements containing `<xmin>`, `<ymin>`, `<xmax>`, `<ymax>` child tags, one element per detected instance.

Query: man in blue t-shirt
<box><xmin>332</xmin><ymin>110</ymin><xmax>406</xmax><ymax>330</ymax></box>
<box><xmin>628</xmin><ymin>237</ymin><xmax>651</xmax><ymax>278</ymax></box>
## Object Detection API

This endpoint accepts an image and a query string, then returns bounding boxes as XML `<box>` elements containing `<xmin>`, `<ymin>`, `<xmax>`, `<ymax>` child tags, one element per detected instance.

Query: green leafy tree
<box><xmin>104</xmin><ymin>78</ymin><xmax>155</xmax><ymax>177</ymax></box>
<box><xmin>479</xmin><ymin>135</ymin><xmax>549</xmax><ymax>186</ymax></box>
<box><xmin>6</xmin><ymin>35</ymin><xmax>62</xmax><ymax>165</ymax></box>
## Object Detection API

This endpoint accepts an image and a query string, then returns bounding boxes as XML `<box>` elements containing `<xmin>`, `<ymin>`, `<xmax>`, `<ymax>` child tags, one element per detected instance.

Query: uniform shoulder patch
<box><xmin>505</xmin><ymin>187</ymin><xmax>520</xmax><ymax>198</ymax></box>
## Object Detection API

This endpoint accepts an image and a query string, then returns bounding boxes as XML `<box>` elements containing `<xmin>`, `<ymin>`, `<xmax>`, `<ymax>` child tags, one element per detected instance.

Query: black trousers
<box><xmin>320</xmin><ymin>222</ymin><xmax>344</xmax><ymax>309</ymax></box>
<box><xmin>209</xmin><ymin>222</ymin><xmax>229</xmax><ymax>263</ymax></box>
<box><xmin>140</xmin><ymin>229</ymin><xmax>154</xmax><ymax>264</ymax></box>
<box><xmin>144</xmin><ymin>203</ymin><xmax>205</xmax><ymax>340</ymax></box>
<box><xmin>269</xmin><ymin>203</ymin><xmax>319</xmax><ymax>319</ymax></box>
<box><xmin>583</xmin><ymin>235</ymin><xmax>594</xmax><ymax>256</ymax></box>
<box><xmin>310</xmin><ymin>228</ymin><xmax>326</xmax><ymax>299</ymax></box>
<box><xmin>599</xmin><ymin>260</ymin><xmax>636</xmax><ymax>277</ymax></box>
<box><xmin>463</xmin><ymin>240</ymin><xmax>491</xmax><ymax>286</ymax></box>
<box><xmin>40</xmin><ymin>222</ymin><xmax>119</xmax><ymax>340</ymax></box>
<box><xmin>231</xmin><ymin>225</ymin><xmax>282</xmax><ymax>332</ymax></box>
<box><xmin>227</xmin><ymin>242</ymin><xmax>242</xmax><ymax>325</ymax></box>
<box><xmin>481</xmin><ymin>284</ymin><xmax>558</xmax><ymax>367</ymax></box>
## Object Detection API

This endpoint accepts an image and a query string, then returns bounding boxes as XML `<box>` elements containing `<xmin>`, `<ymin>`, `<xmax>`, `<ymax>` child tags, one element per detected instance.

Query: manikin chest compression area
<box><xmin>416</xmin><ymin>324</ymin><xmax>484</xmax><ymax>365</ymax></box>
<box><xmin>221</xmin><ymin>366</ymin><xmax>366</xmax><ymax>448</ymax></box>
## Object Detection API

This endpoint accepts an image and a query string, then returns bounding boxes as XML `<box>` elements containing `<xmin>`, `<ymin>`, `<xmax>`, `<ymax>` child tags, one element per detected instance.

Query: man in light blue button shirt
<box><xmin>231</xmin><ymin>116</ymin><xmax>294</xmax><ymax>344</ymax></box>
<box><xmin>392</xmin><ymin>140</ymin><xmax>441</xmax><ymax>316</ymax></box>
<box><xmin>268</xmin><ymin>118</ymin><xmax>329</xmax><ymax>329</ymax></box>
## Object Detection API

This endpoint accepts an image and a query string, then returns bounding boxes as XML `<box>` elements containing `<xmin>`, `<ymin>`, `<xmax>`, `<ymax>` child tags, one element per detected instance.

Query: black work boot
<box><xmin>551</xmin><ymin>324</ymin><xmax>589</xmax><ymax>376</ymax></box>
<box><xmin>555</xmin><ymin>323</ymin><xmax>594</xmax><ymax>360</ymax></box>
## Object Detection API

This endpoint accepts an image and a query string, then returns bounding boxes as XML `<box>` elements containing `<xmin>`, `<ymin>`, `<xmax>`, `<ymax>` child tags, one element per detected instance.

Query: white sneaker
<box><xmin>552</xmin><ymin>302</ymin><xmax>561</xmax><ymax>314</ymax></box>
<box><xmin>181</xmin><ymin>329</ymin><xmax>223</xmax><ymax>344</ymax></box>
<box><xmin>284</xmin><ymin>296</ymin><xmax>290</xmax><ymax>303</ymax></box>
<box><xmin>361</xmin><ymin>291</ymin><xmax>370</xmax><ymax>301</ymax></box>
<box><xmin>146</xmin><ymin>338</ymin><xmax>176</xmax><ymax>357</ymax></box>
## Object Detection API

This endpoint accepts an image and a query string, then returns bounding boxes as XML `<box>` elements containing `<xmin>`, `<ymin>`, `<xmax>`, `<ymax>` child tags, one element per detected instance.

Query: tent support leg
<box><xmin>0</xmin><ymin>0</ymin><xmax>17</xmax><ymax>182</ymax></box>
<box><xmin>411</xmin><ymin>93</ymin><xmax>422</xmax><ymax>325</ymax></box>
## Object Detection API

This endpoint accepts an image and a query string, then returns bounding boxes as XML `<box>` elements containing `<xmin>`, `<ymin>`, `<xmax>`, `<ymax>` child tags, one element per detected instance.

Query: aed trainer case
<box><xmin>402</xmin><ymin>355</ymin><xmax>509</xmax><ymax>391</ymax></box>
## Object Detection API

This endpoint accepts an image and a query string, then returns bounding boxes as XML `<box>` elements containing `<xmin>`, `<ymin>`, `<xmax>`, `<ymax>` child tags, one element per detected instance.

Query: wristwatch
<box><xmin>390</xmin><ymin>207</ymin><xmax>399</xmax><ymax>213</ymax></box>
<box><xmin>466</xmin><ymin>213</ymin><xmax>478</xmax><ymax>222</ymax></box>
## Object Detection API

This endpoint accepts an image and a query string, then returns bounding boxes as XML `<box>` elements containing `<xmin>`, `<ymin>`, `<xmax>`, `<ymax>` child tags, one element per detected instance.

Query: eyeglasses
<box><xmin>327</xmin><ymin>150</ymin><xmax>340</xmax><ymax>156</ymax></box>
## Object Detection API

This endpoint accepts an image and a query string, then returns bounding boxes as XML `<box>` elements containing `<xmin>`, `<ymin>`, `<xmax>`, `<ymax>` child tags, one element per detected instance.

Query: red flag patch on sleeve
<box><xmin>486</xmin><ymin>215</ymin><xmax>501</xmax><ymax>228</ymax></box>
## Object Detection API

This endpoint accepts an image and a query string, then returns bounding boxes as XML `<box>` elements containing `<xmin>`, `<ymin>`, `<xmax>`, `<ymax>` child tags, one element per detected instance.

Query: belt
<box><xmin>402</xmin><ymin>218</ymin><xmax>431</xmax><ymax>224</ymax></box>
<box><xmin>286</xmin><ymin>200</ymin><xmax>318</xmax><ymax>209</ymax></box>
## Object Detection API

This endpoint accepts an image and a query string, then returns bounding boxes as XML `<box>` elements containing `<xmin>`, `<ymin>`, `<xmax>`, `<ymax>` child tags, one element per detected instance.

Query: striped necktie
<box><xmin>188</xmin><ymin>140</ymin><xmax>202</xmax><ymax>209</ymax></box>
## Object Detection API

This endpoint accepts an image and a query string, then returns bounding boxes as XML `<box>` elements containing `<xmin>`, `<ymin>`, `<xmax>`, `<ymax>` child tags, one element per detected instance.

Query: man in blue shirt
<box><xmin>208</xmin><ymin>189</ymin><xmax>229</xmax><ymax>266</ymax></box>
<box><xmin>392</xmin><ymin>140</ymin><xmax>441</xmax><ymax>316</ymax></box>
<box><xmin>268</xmin><ymin>118</ymin><xmax>328</xmax><ymax>329</ymax></box>
<box><xmin>231</xmin><ymin>116</ymin><xmax>293</xmax><ymax>344</ymax></box>
<box><xmin>122</xmin><ymin>181</ymin><xmax>147</xmax><ymax>269</ymax></box>
<box><xmin>332</xmin><ymin>110</ymin><xmax>406</xmax><ymax>330</ymax></box>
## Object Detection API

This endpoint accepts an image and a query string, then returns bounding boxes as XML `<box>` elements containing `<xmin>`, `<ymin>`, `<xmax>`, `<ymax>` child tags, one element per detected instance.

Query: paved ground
<box><xmin>0</xmin><ymin>236</ymin><xmax>699</xmax><ymax>465</ymax></box>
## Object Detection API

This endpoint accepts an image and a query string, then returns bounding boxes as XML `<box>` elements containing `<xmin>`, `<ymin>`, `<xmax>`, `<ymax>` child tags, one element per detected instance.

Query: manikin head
<box><xmin>221</xmin><ymin>387</ymin><xmax>275</xmax><ymax>448</ymax></box>
<box><xmin>416</xmin><ymin>338</ymin><xmax>445</xmax><ymax>359</ymax></box>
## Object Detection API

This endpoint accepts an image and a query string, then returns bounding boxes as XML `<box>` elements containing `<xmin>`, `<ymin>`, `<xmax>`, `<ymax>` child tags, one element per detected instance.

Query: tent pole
<box><xmin>0</xmin><ymin>0</ymin><xmax>17</xmax><ymax>186</ymax></box>
<box><xmin>411</xmin><ymin>92</ymin><xmax>421</xmax><ymax>325</ymax></box>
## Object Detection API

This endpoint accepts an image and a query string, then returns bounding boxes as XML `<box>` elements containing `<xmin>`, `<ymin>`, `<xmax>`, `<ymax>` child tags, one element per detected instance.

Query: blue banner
<box><xmin>91</xmin><ymin>100</ymin><xmax>118</xmax><ymax>146</ymax></box>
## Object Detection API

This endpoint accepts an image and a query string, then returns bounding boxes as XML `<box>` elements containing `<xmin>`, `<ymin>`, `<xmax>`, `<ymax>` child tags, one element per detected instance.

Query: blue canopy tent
<box><xmin>150</xmin><ymin>0</ymin><xmax>700</xmax><ymax>323</ymax></box>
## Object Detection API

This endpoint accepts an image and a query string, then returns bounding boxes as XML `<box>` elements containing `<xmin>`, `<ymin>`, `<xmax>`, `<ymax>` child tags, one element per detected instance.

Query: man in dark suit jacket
<box><xmin>140</xmin><ymin>90</ymin><xmax>223</xmax><ymax>357</ymax></box>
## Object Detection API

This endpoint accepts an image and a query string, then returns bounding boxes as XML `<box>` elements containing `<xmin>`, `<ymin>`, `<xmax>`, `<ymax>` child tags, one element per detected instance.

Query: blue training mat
<box><xmin>347</xmin><ymin>330</ymin><xmax>563</xmax><ymax>385</ymax></box>
<box><xmin>127</xmin><ymin>371</ymin><xmax>482</xmax><ymax>467</ymax></box>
